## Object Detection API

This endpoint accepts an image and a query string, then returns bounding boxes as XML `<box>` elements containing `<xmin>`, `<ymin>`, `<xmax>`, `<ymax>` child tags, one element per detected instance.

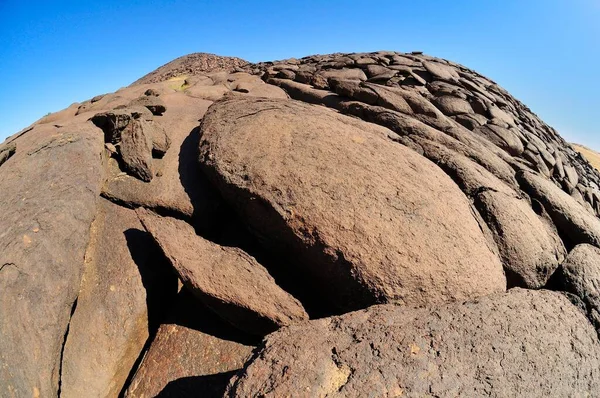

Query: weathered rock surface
<box><xmin>120</xmin><ymin>118</ymin><xmax>155</xmax><ymax>182</ymax></box>
<box><xmin>133</xmin><ymin>53</ymin><xmax>249</xmax><ymax>85</ymax></box>
<box><xmin>0</xmin><ymin>142</ymin><xmax>16</xmax><ymax>167</ymax></box>
<box><xmin>124</xmin><ymin>291</ymin><xmax>255</xmax><ymax>398</ymax></box>
<box><xmin>557</xmin><ymin>244</ymin><xmax>600</xmax><ymax>333</ymax></box>
<box><xmin>517</xmin><ymin>170</ymin><xmax>600</xmax><ymax>248</ymax></box>
<box><xmin>0</xmin><ymin>123</ymin><xmax>104</xmax><ymax>397</ymax></box>
<box><xmin>101</xmin><ymin>93</ymin><xmax>221</xmax><ymax>224</ymax></box>
<box><xmin>60</xmin><ymin>199</ymin><xmax>177</xmax><ymax>398</ymax></box>
<box><xmin>199</xmin><ymin>97</ymin><xmax>506</xmax><ymax>312</ymax></box>
<box><xmin>137</xmin><ymin>208</ymin><xmax>308</xmax><ymax>335</ymax></box>
<box><xmin>3</xmin><ymin>50</ymin><xmax>600</xmax><ymax>398</ymax></box>
<box><xmin>228</xmin><ymin>289</ymin><xmax>600</xmax><ymax>397</ymax></box>
<box><xmin>474</xmin><ymin>190</ymin><xmax>566</xmax><ymax>288</ymax></box>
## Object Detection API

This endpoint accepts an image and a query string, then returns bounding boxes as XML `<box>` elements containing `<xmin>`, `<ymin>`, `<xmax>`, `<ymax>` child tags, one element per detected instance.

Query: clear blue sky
<box><xmin>1</xmin><ymin>0</ymin><xmax>598</xmax><ymax>148</ymax></box>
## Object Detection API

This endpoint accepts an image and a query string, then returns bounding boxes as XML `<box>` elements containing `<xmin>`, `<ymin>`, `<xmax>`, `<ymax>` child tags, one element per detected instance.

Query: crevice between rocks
<box><xmin>57</xmin><ymin>297</ymin><xmax>78</xmax><ymax>398</ymax></box>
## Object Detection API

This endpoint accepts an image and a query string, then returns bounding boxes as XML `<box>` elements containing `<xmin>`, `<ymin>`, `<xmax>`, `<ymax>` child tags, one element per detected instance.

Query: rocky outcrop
<box><xmin>137</xmin><ymin>208</ymin><xmax>308</xmax><ymax>335</ymax></box>
<box><xmin>474</xmin><ymin>190</ymin><xmax>566</xmax><ymax>288</ymax></box>
<box><xmin>124</xmin><ymin>291</ymin><xmax>255</xmax><ymax>397</ymax></box>
<box><xmin>517</xmin><ymin>170</ymin><xmax>600</xmax><ymax>248</ymax></box>
<box><xmin>227</xmin><ymin>289</ymin><xmax>600</xmax><ymax>397</ymax></box>
<box><xmin>557</xmin><ymin>244</ymin><xmax>600</xmax><ymax>333</ymax></box>
<box><xmin>59</xmin><ymin>199</ymin><xmax>177</xmax><ymax>398</ymax></box>
<box><xmin>199</xmin><ymin>97</ymin><xmax>506</xmax><ymax>313</ymax></box>
<box><xmin>0</xmin><ymin>142</ymin><xmax>16</xmax><ymax>167</ymax></box>
<box><xmin>3</xmin><ymin>50</ymin><xmax>600</xmax><ymax>397</ymax></box>
<box><xmin>0</xmin><ymin>123</ymin><xmax>104</xmax><ymax>397</ymax></box>
<box><xmin>132</xmin><ymin>52</ymin><xmax>249</xmax><ymax>85</ymax></box>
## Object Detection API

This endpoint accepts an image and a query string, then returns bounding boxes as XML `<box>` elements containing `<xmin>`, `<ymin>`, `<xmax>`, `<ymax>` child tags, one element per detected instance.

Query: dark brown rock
<box><xmin>0</xmin><ymin>142</ymin><xmax>16</xmax><ymax>167</ymax></box>
<box><xmin>227</xmin><ymin>289</ymin><xmax>600</xmax><ymax>397</ymax></box>
<box><xmin>137</xmin><ymin>208</ymin><xmax>308</xmax><ymax>335</ymax></box>
<box><xmin>0</xmin><ymin>123</ymin><xmax>104</xmax><ymax>397</ymax></box>
<box><xmin>199</xmin><ymin>97</ymin><xmax>505</xmax><ymax>313</ymax></box>
<box><xmin>60</xmin><ymin>199</ymin><xmax>176</xmax><ymax>398</ymax></box>
<box><xmin>101</xmin><ymin>94</ymin><xmax>222</xmax><ymax>226</ymax></box>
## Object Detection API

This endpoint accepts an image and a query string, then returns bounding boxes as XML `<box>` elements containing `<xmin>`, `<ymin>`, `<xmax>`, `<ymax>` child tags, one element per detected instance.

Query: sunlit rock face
<box><xmin>2</xmin><ymin>51</ymin><xmax>600</xmax><ymax>398</ymax></box>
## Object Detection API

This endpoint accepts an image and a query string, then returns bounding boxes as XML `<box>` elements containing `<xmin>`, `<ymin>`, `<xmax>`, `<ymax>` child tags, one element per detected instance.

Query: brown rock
<box><xmin>474</xmin><ymin>190</ymin><xmax>566</xmax><ymax>288</ymax></box>
<box><xmin>0</xmin><ymin>142</ymin><xmax>16</xmax><ymax>167</ymax></box>
<box><xmin>129</xmin><ymin>95</ymin><xmax>167</xmax><ymax>115</ymax></box>
<box><xmin>60</xmin><ymin>199</ymin><xmax>177</xmax><ymax>398</ymax></box>
<box><xmin>0</xmin><ymin>123</ymin><xmax>104</xmax><ymax>397</ymax></box>
<box><xmin>124</xmin><ymin>291</ymin><xmax>255</xmax><ymax>398</ymax></box>
<box><xmin>199</xmin><ymin>97</ymin><xmax>505</xmax><ymax>313</ymax></box>
<box><xmin>557</xmin><ymin>244</ymin><xmax>600</xmax><ymax>333</ymax></box>
<box><xmin>433</xmin><ymin>95</ymin><xmax>474</xmax><ymax>115</ymax></box>
<box><xmin>120</xmin><ymin>118</ymin><xmax>154</xmax><ymax>182</ymax></box>
<box><xmin>137</xmin><ymin>208</ymin><xmax>308</xmax><ymax>335</ymax></box>
<box><xmin>101</xmin><ymin>94</ymin><xmax>221</xmax><ymax>224</ymax></box>
<box><xmin>227</xmin><ymin>289</ymin><xmax>600</xmax><ymax>397</ymax></box>
<box><xmin>517</xmin><ymin>170</ymin><xmax>600</xmax><ymax>248</ymax></box>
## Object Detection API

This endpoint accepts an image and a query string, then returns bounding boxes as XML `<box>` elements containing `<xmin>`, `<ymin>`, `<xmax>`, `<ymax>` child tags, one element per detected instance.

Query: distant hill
<box><xmin>572</xmin><ymin>144</ymin><xmax>600</xmax><ymax>171</ymax></box>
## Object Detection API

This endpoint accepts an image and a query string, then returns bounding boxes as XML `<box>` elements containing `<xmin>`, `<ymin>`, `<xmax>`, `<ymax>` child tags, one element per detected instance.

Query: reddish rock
<box><xmin>124</xmin><ymin>291</ymin><xmax>255</xmax><ymax>398</ymax></box>
<box><xmin>228</xmin><ymin>289</ymin><xmax>600</xmax><ymax>397</ymax></box>
<box><xmin>0</xmin><ymin>123</ymin><xmax>104</xmax><ymax>397</ymax></box>
<box><xmin>137</xmin><ymin>208</ymin><xmax>308</xmax><ymax>335</ymax></box>
<box><xmin>60</xmin><ymin>199</ymin><xmax>177</xmax><ymax>398</ymax></box>
<box><xmin>199</xmin><ymin>97</ymin><xmax>505</xmax><ymax>312</ymax></box>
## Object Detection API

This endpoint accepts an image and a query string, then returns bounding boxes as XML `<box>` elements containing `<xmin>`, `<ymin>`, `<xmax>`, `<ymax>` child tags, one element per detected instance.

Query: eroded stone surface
<box><xmin>124</xmin><ymin>291</ymin><xmax>255</xmax><ymax>398</ymax></box>
<box><xmin>199</xmin><ymin>97</ymin><xmax>505</xmax><ymax>312</ymax></box>
<box><xmin>137</xmin><ymin>208</ymin><xmax>308</xmax><ymax>335</ymax></box>
<box><xmin>228</xmin><ymin>289</ymin><xmax>600</xmax><ymax>397</ymax></box>
<box><xmin>60</xmin><ymin>199</ymin><xmax>177</xmax><ymax>398</ymax></box>
<box><xmin>0</xmin><ymin>123</ymin><xmax>104</xmax><ymax>397</ymax></box>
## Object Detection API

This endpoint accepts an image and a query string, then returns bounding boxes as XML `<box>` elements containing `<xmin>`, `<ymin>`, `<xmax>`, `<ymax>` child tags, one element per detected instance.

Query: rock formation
<box><xmin>1</xmin><ymin>51</ymin><xmax>600</xmax><ymax>397</ymax></box>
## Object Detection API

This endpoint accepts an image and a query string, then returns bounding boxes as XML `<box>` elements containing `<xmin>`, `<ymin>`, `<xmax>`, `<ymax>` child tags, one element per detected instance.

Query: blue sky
<box><xmin>1</xmin><ymin>0</ymin><xmax>598</xmax><ymax>148</ymax></box>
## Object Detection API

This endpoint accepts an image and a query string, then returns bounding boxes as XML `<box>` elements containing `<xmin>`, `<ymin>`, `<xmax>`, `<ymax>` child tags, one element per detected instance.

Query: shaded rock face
<box><xmin>124</xmin><ymin>291</ymin><xmax>255</xmax><ymax>398</ymax></box>
<box><xmin>2</xmin><ymin>50</ymin><xmax>600</xmax><ymax>397</ymax></box>
<box><xmin>137</xmin><ymin>208</ymin><xmax>308</xmax><ymax>336</ymax></box>
<box><xmin>199</xmin><ymin>97</ymin><xmax>506</xmax><ymax>313</ymax></box>
<box><xmin>60</xmin><ymin>199</ymin><xmax>177</xmax><ymax>398</ymax></box>
<box><xmin>228</xmin><ymin>289</ymin><xmax>600</xmax><ymax>397</ymax></box>
<box><xmin>557</xmin><ymin>244</ymin><xmax>600</xmax><ymax>334</ymax></box>
<box><xmin>474</xmin><ymin>190</ymin><xmax>566</xmax><ymax>288</ymax></box>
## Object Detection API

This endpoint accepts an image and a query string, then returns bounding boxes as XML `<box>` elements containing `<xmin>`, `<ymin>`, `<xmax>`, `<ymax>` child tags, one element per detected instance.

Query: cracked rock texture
<box><xmin>227</xmin><ymin>289</ymin><xmax>600</xmax><ymax>397</ymax></box>
<box><xmin>2</xmin><ymin>51</ymin><xmax>600</xmax><ymax>397</ymax></box>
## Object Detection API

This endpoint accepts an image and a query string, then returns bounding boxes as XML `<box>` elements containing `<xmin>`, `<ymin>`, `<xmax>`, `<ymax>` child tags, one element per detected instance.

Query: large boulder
<box><xmin>557</xmin><ymin>244</ymin><xmax>600</xmax><ymax>333</ymax></box>
<box><xmin>199</xmin><ymin>97</ymin><xmax>506</xmax><ymax>312</ymax></box>
<box><xmin>0</xmin><ymin>123</ymin><xmax>104</xmax><ymax>397</ymax></box>
<box><xmin>474</xmin><ymin>190</ymin><xmax>566</xmax><ymax>288</ymax></box>
<box><xmin>101</xmin><ymin>93</ymin><xmax>221</xmax><ymax>225</ymax></box>
<box><xmin>227</xmin><ymin>289</ymin><xmax>600</xmax><ymax>397</ymax></box>
<box><xmin>124</xmin><ymin>291</ymin><xmax>255</xmax><ymax>398</ymax></box>
<box><xmin>137</xmin><ymin>208</ymin><xmax>308</xmax><ymax>335</ymax></box>
<box><xmin>60</xmin><ymin>199</ymin><xmax>177</xmax><ymax>398</ymax></box>
<box><xmin>517</xmin><ymin>170</ymin><xmax>600</xmax><ymax>248</ymax></box>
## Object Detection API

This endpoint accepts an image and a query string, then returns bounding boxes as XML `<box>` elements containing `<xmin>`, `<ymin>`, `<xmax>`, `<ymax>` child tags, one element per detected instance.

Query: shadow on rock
<box><xmin>124</xmin><ymin>228</ymin><xmax>179</xmax><ymax>334</ymax></box>
<box><xmin>169</xmin><ymin>289</ymin><xmax>259</xmax><ymax>346</ymax></box>
<box><xmin>178</xmin><ymin>125</ymin><xmax>224</xmax><ymax>236</ymax></box>
<box><xmin>156</xmin><ymin>371</ymin><xmax>238</xmax><ymax>398</ymax></box>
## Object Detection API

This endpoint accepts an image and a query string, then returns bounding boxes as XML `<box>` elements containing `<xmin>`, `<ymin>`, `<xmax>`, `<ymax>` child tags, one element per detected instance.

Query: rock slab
<box><xmin>137</xmin><ymin>208</ymin><xmax>308</xmax><ymax>335</ymax></box>
<box><xmin>199</xmin><ymin>97</ymin><xmax>505</xmax><ymax>312</ymax></box>
<box><xmin>228</xmin><ymin>289</ymin><xmax>600</xmax><ymax>397</ymax></box>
